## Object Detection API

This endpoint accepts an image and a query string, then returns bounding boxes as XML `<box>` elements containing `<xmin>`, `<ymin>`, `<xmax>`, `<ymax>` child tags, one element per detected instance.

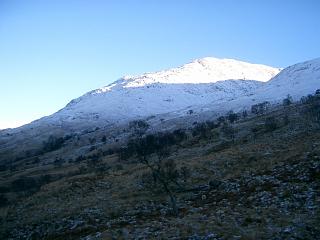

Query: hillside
<box><xmin>1</xmin><ymin>58</ymin><xmax>319</xmax><ymax>165</ymax></box>
<box><xmin>0</xmin><ymin>92</ymin><xmax>319</xmax><ymax>239</ymax></box>
<box><xmin>0</xmin><ymin>57</ymin><xmax>320</xmax><ymax>239</ymax></box>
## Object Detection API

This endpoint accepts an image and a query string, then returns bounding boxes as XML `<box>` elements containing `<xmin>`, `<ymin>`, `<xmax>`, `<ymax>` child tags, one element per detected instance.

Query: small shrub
<box><xmin>227</xmin><ymin>110</ymin><xmax>239</xmax><ymax>123</ymax></box>
<box><xmin>304</xmin><ymin>101</ymin><xmax>320</xmax><ymax>124</ymax></box>
<box><xmin>89</xmin><ymin>138</ymin><xmax>96</xmax><ymax>144</ymax></box>
<box><xmin>63</xmin><ymin>134</ymin><xmax>73</xmax><ymax>141</ymax></box>
<box><xmin>242</xmin><ymin>110</ymin><xmax>248</xmax><ymax>118</ymax></box>
<box><xmin>53</xmin><ymin>157</ymin><xmax>64</xmax><ymax>167</ymax></box>
<box><xmin>180</xmin><ymin>166</ymin><xmax>190</xmax><ymax>182</ymax></box>
<box><xmin>11</xmin><ymin>177</ymin><xmax>39</xmax><ymax>192</ymax></box>
<box><xmin>114</xmin><ymin>164</ymin><xmax>124</xmax><ymax>171</ymax></box>
<box><xmin>0</xmin><ymin>165</ymin><xmax>8</xmax><ymax>172</ymax></box>
<box><xmin>217</xmin><ymin>116</ymin><xmax>225</xmax><ymax>125</ymax></box>
<box><xmin>42</xmin><ymin>135</ymin><xmax>64</xmax><ymax>152</ymax></box>
<box><xmin>0</xmin><ymin>194</ymin><xmax>8</xmax><ymax>207</ymax></box>
<box><xmin>265</xmin><ymin>116</ymin><xmax>278</xmax><ymax>132</ymax></box>
<box><xmin>103</xmin><ymin>149</ymin><xmax>116</xmax><ymax>156</ymax></box>
<box><xmin>301</xmin><ymin>94</ymin><xmax>315</xmax><ymax>104</ymax></box>
<box><xmin>192</xmin><ymin>123</ymin><xmax>209</xmax><ymax>138</ymax></box>
<box><xmin>283</xmin><ymin>115</ymin><xmax>290</xmax><ymax>125</ymax></box>
<box><xmin>221</xmin><ymin>123</ymin><xmax>236</xmax><ymax>141</ymax></box>
<box><xmin>129</xmin><ymin>120</ymin><xmax>149</xmax><ymax>136</ymax></box>
<box><xmin>75</xmin><ymin>155</ymin><xmax>85</xmax><ymax>162</ymax></box>
<box><xmin>251</xmin><ymin>101</ymin><xmax>271</xmax><ymax>115</ymax></box>
<box><xmin>78</xmin><ymin>165</ymin><xmax>88</xmax><ymax>174</ymax></box>
<box><xmin>205</xmin><ymin>121</ymin><xmax>218</xmax><ymax>129</ymax></box>
<box><xmin>283</xmin><ymin>94</ymin><xmax>293</xmax><ymax>106</ymax></box>
<box><xmin>89</xmin><ymin>146</ymin><xmax>96</xmax><ymax>152</ymax></box>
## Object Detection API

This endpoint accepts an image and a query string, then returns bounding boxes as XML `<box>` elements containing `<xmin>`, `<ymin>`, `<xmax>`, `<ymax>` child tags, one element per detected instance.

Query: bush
<box><xmin>0</xmin><ymin>186</ymin><xmax>9</xmax><ymax>193</ymax></box>
<box><xmin>129</xmin><ymin>120</ymin><xmax>149</xmax><ymax>136</ymax></box>
<box><xmin>242</xmin><ymin>110</ymin><xmax>248</xmax><ymax>118</ymax></box>
<box><xmin>265</xmin><ymin>116</ymin><xmax>278</xmax><ymax>132</ymax></box>
<box><xmin>172</xmin><ymin>129</ymin><xmax>187</xmax><ymax>142</ymax></box>
<box><xmin>11</xmin><ymin>177</ymin><xmax>39</xmax><ymax>192</ymax></box>
<box><xmin>140</xmin><ymin>171</ymin><xmax>157</xmax><ymax>190</ymax></box>
<box><xmin>63</xmin><ymin>134</ymin><xmax>73</xmax><ymax>141</ymax></box>
<box><xmin>301</xmin><ymin>94</ymin><xmax>315</xmax><ymax>104</ymax></box>
<box><xmin>94</xmin><ymin>163</ymin><xmax>109</xmax><ymax>175</ymax></box>
<box><xmin>251</xmin><ymin>102</ymin><xmax>271</xmax><ymax>115</ymax></box>
<box><xmin>118</xmin><ymin>147</ymin><xmax>133</xmax><ymax>161</ymax></box>
<box><xmin>42</xmin><ymin>135</ymin><xmax>64</xmax><ymax>152</ymax></box>
<box><xmin>205</xmin><ymin>120</ymin><xmax>218</xmax><ymax>129</ymax></box>
<box><xmin>89</xmin><ymin>138</ymin><xmax>96</xmax><ymax>144</ymax></box>
<box><xmin>180</xmin><ymin>166</ymin><xmax>190</xmax><ymax>182</ymax></box>
<box><xmin>88</xmin><ymin>146</ymin><xmax>96</xmax><ymax>152</ymax></box>
<box><xmin>192</xmin><ymin>123</ymin><xmax>209</xmax><ymax>138</ymax></box>
<box><xmin>75</xmin><ymin>155</ymin><xmax>85</xmax><ymax>162</ymax></box>
<box><xmin>39</xmin><ymin>174</ymin><xmax>52</xmax><ymax>184</ymax></box>
<box><xmin>118</xmin><ymin>129</ymin><xmax>187</xmax><ymax>161</ymax></box>
<box><xmin>305</xmin><ymin>101</ymin><xmax>320</xmax><ymax>124</ymax></box>
<box><xmin>0</xmin><ymin>194</ymin><xmax>8</xmax><ymax>207</ymax></box>
<box><xmin>283</xmin><ymin>94</ymin><xmax>293</xmax><ymax>106</ymax></box>
<box><xmin>221</xmin><ymin>123</ymin><xmax>236</xmax><ymax>141</ymax></box>
<box><xmin>217</xmin><ymin>116</ymin><xmax>226</xmax><ymax>125</ymax></box>
<box><xmin>0</xmin><ymin>164</ymin><xmax>8</xmax><ymax>172</ymax></box>
<box><xmin>129</xmin><ymin>120</ymin><xmax>149</xmax><ymax>129</ymax></box>
<box><xmin>114</xmin><ymin>164</ymin><xmax>124</xmax><ymax>171</ymax></box>
<box><xmin>53</xmin><ymin>157</ymin><xmax>64</xmax><ymax>167</ymax></box>
<box><xmin>283</xmin><ymin>115</ymin><xmax>290</xmax><ymax>125</ymax></box>
<box><xmin>227</xmin><ymin>110</ymin><xmax>239</xmax><ymax>123</ymax></box>
<box><xmin>103</xmin><ymin>149</ymin><xmax>116</xmax><ymax>156</ymax></box>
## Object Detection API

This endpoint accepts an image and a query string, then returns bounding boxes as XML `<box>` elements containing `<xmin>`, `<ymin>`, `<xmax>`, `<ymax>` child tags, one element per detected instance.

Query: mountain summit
<box><xmin>93</xmin><ymin>57</ymin><xmax>280</xmax><ymax>93</ymax></box>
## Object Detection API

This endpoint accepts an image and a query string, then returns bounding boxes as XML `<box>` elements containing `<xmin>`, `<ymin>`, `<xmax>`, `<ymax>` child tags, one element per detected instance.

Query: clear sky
<box><xmin>0</xmin><ymin>0</ymin><xmax>319</xmax><ymax>129</ymax></box>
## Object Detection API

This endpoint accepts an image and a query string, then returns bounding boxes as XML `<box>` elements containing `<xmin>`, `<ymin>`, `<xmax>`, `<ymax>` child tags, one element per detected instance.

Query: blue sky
<box><xmin>0</xmin><ymin>0</ymin><xmax>319</xmax><ymax>129</ymax></box>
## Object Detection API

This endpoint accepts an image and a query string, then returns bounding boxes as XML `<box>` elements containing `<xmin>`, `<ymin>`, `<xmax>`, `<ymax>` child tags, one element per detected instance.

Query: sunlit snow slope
<box><xmin>48</xmin><ymin>57</ymin><xmax>280</xmax><ymax>125</ymax></box>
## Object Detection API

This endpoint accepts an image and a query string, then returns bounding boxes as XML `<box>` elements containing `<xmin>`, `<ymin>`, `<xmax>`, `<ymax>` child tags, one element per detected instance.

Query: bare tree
<box><xmin>138</xmin><ymin>138</ymin><xmax>183</xmax><ymax>215</ymax></box>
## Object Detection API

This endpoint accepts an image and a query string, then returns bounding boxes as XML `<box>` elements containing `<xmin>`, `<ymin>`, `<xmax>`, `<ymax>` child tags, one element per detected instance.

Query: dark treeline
<box><xmin>118</xmin><ymin>129</ymin><xmax>187</xmax><ymax>161</ymax></box>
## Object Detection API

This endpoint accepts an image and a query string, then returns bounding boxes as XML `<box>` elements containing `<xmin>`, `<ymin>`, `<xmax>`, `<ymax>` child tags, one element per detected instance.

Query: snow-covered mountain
<box><xmin>42</xmin><ymin>57</ymin><xmax>280</xmax><ymax>127</ymax></box>
<box><xmin>3</xmin><ymin>57</ymin><xmax>320</xmax><ymax>136</ymax></box>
